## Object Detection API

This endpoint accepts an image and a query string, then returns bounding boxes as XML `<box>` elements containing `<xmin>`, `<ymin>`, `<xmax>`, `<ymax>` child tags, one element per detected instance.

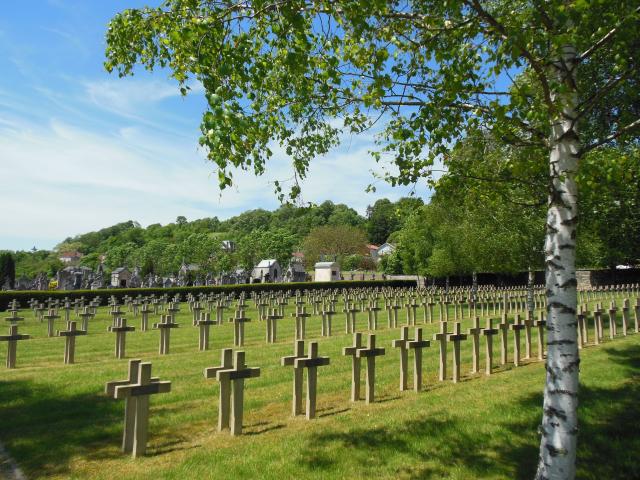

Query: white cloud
<box><xmin>84</xmin><ymin>78</ymin><xmax>182</xmax><ymax>115</ymax></box>
<box><xmin>0</xmin><ymin>111</ymin><xmax>432</xmax><ymax>251</ymax></box>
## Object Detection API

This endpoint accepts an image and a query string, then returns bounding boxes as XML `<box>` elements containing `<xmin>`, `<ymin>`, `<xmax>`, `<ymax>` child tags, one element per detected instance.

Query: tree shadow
<box><xmin>0</xmin><ymin>379</ymin><xmax>123</xmax><ymax>477</ymax></box>
<box><xmin>298</xmin><ymin>341</ymin><xmax>640</xmax><ymax>479</ymax></box>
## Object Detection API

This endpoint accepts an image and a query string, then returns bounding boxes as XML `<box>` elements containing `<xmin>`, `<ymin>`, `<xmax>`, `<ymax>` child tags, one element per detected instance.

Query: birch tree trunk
<box><xmin>536</xmin><ymin>43</ymin><xmax>580</xmax><ymax>480</ymax></box>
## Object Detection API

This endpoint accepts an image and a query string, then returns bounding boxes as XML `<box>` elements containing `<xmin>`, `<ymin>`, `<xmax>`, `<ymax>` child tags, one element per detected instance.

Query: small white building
<box><xmin>314</xmin><ymin>261</ymin><xmax>341</xmax><ymax>282</ymax></box>
<box><xmin>251</xmin><ymin>259</ymin><xmax>282</xmax><ymax>283</ymax></box>
<box><xmin>377</xmin><ymin>243</ymin><xmax>396</xmax><ymax>256</ymax></box>
<box><xmin>111</xmin><ymin>267</ymin><xmax>131</xmax><ymax>288</ymax></box>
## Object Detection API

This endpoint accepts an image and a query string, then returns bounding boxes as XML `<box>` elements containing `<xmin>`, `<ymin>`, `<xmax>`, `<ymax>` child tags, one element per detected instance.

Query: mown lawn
<box><xmin>0</xmin><ymin>295</ymin><xmax>638</xmax><ymax>479</ymax></box>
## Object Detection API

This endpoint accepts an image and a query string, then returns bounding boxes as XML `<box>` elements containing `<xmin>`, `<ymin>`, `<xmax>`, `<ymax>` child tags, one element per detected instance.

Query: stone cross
<box><xmin>204</xmin><ymin>349</ymin><xmax>234</xmax><ymax>431</ymax></box>
<box><xmin>394</xmin><ymin>327</ymin><xmax>430</xmax><ymax>392</ymax></box>
<box><xmin>393</xmin><ymin>327</ymin><xmax>411</xmax><ymax>391</ymax></box>
<box><xmin>109</xmin><ymin>318</ymin><xmax>135</xmax><ymax>359</ymax></box>
<box><xmin>522</xmin><ymin>313</ymin><xmax>534</xmax><ymax>359</ymax></box>
<box><xmin>576</xmin><ymin>313</ymin><xmax>586</xmax><ymax>349</ymax></box>
<box><xmin>44</xmin><ymin>309</ymin><xmax>61</xmax><ymax>338</ymax></box>
<box><xmin>229</xmin><ymin>309</ymin><xmax>250</xmax><ymax>347</ymax></box>
<box><xmin>355</xmin><ymin>334</ymin><xmax>386</xmax><ymax>404</ymax></box>
<box><xmin>106</xmin><ymin>359</ymin><xmax>160</xmax><ymax>455</ymax></box>
<box><xmin>265</xmin><ymin>308</ymin><xmax>283</xmax><ymax>343</ymax></box>
<box><xmin>446</xmin><ymin>322</ymin><xmax>467</xmax><ymax>383</ymax></box>
<box><xmin>4</xmin><ymin>310</ymin><xmax>24</xmax><ymax>325</ymax></box>
<box><xmin>192</xmin><ymin>303</ymin><xmax>204</xmax><ymax>326</ymax></box>
<box><xmin>607</xmin><ymin>303</ymin><xmax>617</xmax><ymax>339</ymax></box>
<box><xmin>497</xmin><ymin>315</ymin><xmax>510</xmax><ymax>365</ymax></box>
<box><xmin>405</xmin><ymin>298</ymin><xmax>418</xmax><ymax>326</ymax></box>
<box><xmin>321</xmin><ymin>305</ymin><xmax>335</xmax><ymax>337</ymax></box>
<box><xmin>58</xmin><ymin>320</ymin><xmax>87</xmax><ymax>364</ymax></box>
<box><xmin>510</xmin><ymin>316</ymin><xmax>526</xmax><ymax>367</ymax></box>
<box><xmin>533</xmin><ymin>312</ymin><xmax>546</xmax><ymax>360</ymax></box>
<box><xmin>365</xmin><ymin>302</ymin><xmax>381</xmax><ymax>330</ymax></box>
<box><xmin>110</xmin><ymin>306</ymin><xmax>125</xmax><ymax>327</ymax></box>
<box><xmin>433</xmin><ymin>321</ymin><xmax>450</xmax><ymax>381</ymax></box>
<box><xmin>35</xmin><ymin>304</ymin><xmax>47</xmax><ymax>321</ymax></box>
<box><xmin>281</xmin><ymin>340</ymin><xmax>308</xmax><ymax>416</ymax></box>
<box><xmin>343</xmin><ymin>333</ymin><xmax>363</xmax><ymax>402</ymax></box>
<box><xmin>467</xmin><ymin>317</ymin><xmax>483</xmax><ymax>374</ymax></box>
<box><xmin>197</xmin><ymin>312</ymin><xmax>216</xmax><ymax>351</ymax></box>
<box><xmin>207</xmin><ymin>350</ymin><xmax>260</xmax><ymax>435</ymax></box>
<box><xmin>291</xmin><ymin>306</ymin><xmax>311</xmax><ymax>340</ymax></box>
<box><xmin>107</xmin><ymin>361</ymin><xmax>171</xmax><ymax>457</ymax></box>
<box><xmin>215</xmin><ymin>301</ymin><xmax>226</xmax><ymax>325</ymax></box>
<box><xmin>140</xmin><ymin>304</ymin><xmax>152</xmax><ymax>332</ymax></box>
<box><xmin>153</xmin><ymin>314</ymin><xmax>179</xmax><ymax>355</ymax></box>
<box><xmin>621</xmin><ymin>299</ymin><xmax>629</xmax><ymax>336</ymax></box>
<box><xmin>387</xmin><ymin>300</ymin><xmax>401</xmax><ymax>328</ymax></box>
<box><xmin>344</xmin><ymin>304</ymin><xmax>360</xmax><ymax>334</ymax></box>
<box><xmin>593</xmin><ymin>307</ymin><xmax>603</xmax><ymax>345</ymax></box>
<box><xmin>482</xmin><ymin>318</ymin><xmax>499</xmax><ymax>375</ymax></box>
<box><xmin>294</xmin><ymin>341</ymin><xmax>330</xmax><ymax>419</ymax></box>
<box><xmin>78</xmin><ymin>307</ymin><xmax>94</xmax><ymax>332</ymax></box>
<box><xmin>165</xmin><ymin>303</ymin><xmax>180</xmax><ymax>322</ymax></box>
<box><xmin>0</xmin><ymin>325</ymin><xmax>30</xmax><ymax>368</ymax></box>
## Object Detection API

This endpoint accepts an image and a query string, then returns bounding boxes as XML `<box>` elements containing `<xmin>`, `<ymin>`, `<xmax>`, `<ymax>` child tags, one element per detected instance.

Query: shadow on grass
<box><xmin>0</xmin><ymin>379</ymin><xmax>122</xmax><ymax>477</ymax></box>
<box><xmin>298</xmin><ymin>341</ymin><xmax>640</xmax><ymax>479</ymax></box>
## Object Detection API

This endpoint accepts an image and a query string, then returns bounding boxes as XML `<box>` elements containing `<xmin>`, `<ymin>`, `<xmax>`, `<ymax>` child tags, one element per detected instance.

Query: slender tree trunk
<box><xmin>536</xmin><ymin>43</ymin><xmax>580</xmax><ymax>480</ymax></box>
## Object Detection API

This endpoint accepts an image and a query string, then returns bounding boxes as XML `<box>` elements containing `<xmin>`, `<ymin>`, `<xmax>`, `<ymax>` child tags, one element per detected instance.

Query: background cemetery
<box><xmin>1</xmin><ymin>155</ymin><xmax>639</xmax><ymax>293</ymax></box>
<box><xmin>1</xmin><ymin>282</ymin><xmax>639</xmax><ymax>478</ymax></box>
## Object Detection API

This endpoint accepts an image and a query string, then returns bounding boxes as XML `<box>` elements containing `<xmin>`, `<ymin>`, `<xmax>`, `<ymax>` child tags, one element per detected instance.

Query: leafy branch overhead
<box><xmin>105</xmin><ymin>1</ymin><xmax>640</xmax><ymax>198</ymax></box>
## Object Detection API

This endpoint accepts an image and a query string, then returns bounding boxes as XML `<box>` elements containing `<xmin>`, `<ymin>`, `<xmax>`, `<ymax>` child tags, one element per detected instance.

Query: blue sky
<box><xmin>0</xmin><ymin>0</ymin><xmax>430</xmax><ymax>252</ymax></box>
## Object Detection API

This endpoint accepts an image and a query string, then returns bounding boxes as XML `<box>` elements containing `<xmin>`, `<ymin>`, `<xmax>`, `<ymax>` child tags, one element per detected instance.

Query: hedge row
<box><xmin>0</xmin><ymin>280</ymin><xmax>415</xmax><ymax>311</ymax></box>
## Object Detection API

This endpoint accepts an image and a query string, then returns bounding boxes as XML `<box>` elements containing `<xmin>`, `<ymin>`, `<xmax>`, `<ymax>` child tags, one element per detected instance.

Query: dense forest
<box><xmin>2</xmin><ymin>145</ymin><xmax>638</xmax><ymax>283</ymax></box>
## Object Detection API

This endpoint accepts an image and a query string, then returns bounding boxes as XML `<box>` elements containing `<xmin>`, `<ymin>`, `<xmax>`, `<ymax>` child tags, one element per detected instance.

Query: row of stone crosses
<box><xmin>2</xmin><ymin>285</ymin><xmax>640</xmax><ymax>459</ymax></box>
<box><xmin>2</xmin><ymin>284</ymin><xmax>640</xmax><ymax>368</ymax></box>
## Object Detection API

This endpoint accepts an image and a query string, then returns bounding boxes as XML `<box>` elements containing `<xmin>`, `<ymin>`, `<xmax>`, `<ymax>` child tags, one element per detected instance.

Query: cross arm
<box><xmin>356</xmin><ymin>348</ymin><xmax>386</xmax><ymax>358</ymax></box>
<box><xmin>105</xmin><ymin>377</ymin><xmax>160</xmax><ymax>396</ymax></box>
<box><xmin>408</xmin><ymin>340</ymin><xmax>430</xmax><ymax>349</ymax></box>
<box><xmin>0</xmin><ymin>334</ymin><xmax>30</xmax><ymax>341</ymax></box>
<box><xmin>114</xmin><ymin>380</ymin><xmax>171</xmax><ymax>399</ymax></box>
<box><xmin>216</xmin><ymin>367</ymin><xmax>261</xmax><ymax>381</ymax></box>
<box><xmin>295</xmin><ymin>357</ymin><xmax>330</xmax><ymax>368</ymax></box>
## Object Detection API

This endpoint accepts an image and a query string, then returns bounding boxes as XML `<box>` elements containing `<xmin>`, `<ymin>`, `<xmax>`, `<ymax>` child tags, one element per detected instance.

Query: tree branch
<box><xmin>580</xmin><ymin>117</ymin><xmax>640</xmax><ymax>155</ymax></box>
<box><xmin>578</xmin><ymin>6</ymin><xmax>640</xmax><ymax>62</ymax></box>
<box><xmin>465</xmin><ymin>0</ymin><xmax>553</xmax><ymax>110</ymax></box>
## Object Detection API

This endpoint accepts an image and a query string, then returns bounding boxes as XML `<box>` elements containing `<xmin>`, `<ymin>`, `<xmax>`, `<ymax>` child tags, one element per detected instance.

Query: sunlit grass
<box><xmin>0</xmin><ymin>292</ymin><xmax>638</xmax><ymax>479</ymax></box>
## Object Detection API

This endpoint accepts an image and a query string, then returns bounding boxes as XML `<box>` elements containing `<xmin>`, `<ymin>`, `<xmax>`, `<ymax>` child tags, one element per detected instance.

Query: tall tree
<box><xmin>106</xmin><ymin>2</ymin><xmax>640</xmax><ymax>477</ymax></box>
<box><xmin>302</xmin><ymin>225</ymin><xmax>368</xmax><ymax>267</ymax></box>
<box><xmin>0</xmin><ymin>252</ymin><xmax>16</xmax><ymax>289</ymax></box>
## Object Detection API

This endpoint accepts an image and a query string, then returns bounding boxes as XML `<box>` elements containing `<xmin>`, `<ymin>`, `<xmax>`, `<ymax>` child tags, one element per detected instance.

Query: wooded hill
<box><xmin>3</xmin><ymin>144</ymin><xmax>639</xmax><ymax>282</ymax></box>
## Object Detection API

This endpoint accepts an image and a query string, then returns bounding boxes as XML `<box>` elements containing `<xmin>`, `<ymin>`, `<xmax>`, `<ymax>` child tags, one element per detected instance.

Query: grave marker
<box><xmin>446</xmin><ymin>322</ymin><xmax>467</xmax><ymax>383</ymax></box>
<box><xmin>58</xmin><ymin>320</ymin><xmax>87</xmax><ymax>364</ymax></box>
<box><xmin>0</xmin><ymin>325</ymin><xmax>30</xmax><ymax>368</ymax></box>
<box><xmin>108</xmin><ymin>362</ymin><xmax>171</xmax><ymax>457</ymax></box>
<box><xmin>109</xmin><ymin>318</ymin><xmax>135</xmax><ymax>359</ymax></box>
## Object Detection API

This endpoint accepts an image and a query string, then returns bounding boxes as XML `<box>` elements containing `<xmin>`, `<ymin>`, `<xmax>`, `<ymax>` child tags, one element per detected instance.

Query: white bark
<box><xmin>536</xmin><ymin>43</ymin><xmax>580</xmax><ymax>480</ymax></box>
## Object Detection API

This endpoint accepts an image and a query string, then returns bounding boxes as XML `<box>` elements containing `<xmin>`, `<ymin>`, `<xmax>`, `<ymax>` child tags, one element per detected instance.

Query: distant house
<box><xmin>377</xmin><ymin>243</ymin><xmax>396</xmax><ymax>256</ymax></box>
<box><xmin>111</xmin><ymin>267</ymin><xmax>131</xmax><ymax>288</ymax></box>
<box><xmin>315</xmin><ymin>261</ymin><xmax>341</xmax><ymax>282</ymax></box>
<box><xmin>221</xmin><ymin>240</ymin><xmax>236</xmax><ymax>253</ymax></box>
<box><xmin>251</xmin><ymin>259</ymin><xmax>282</xmax><ymax>283</ymax></box>
<box><xmin>59</xmin><ymin>251</ymin><xmax>83</xmax><ymax>264</ymax></box>
<box><xmin>366</xmin><ymin>244</ymin><xmax>380</xmax><ymax>260</ymax></box>
<box><xmin>292</xmin><ymin>251</ymin><xmax>305</xmax><ymax>261</ymax></box>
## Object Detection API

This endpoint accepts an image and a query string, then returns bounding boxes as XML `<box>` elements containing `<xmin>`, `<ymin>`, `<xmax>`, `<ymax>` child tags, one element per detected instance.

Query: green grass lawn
<box><xmin>0</xmin><ymin>295</ymin><xmax>638</xmax><ymax>479</ymax></box>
